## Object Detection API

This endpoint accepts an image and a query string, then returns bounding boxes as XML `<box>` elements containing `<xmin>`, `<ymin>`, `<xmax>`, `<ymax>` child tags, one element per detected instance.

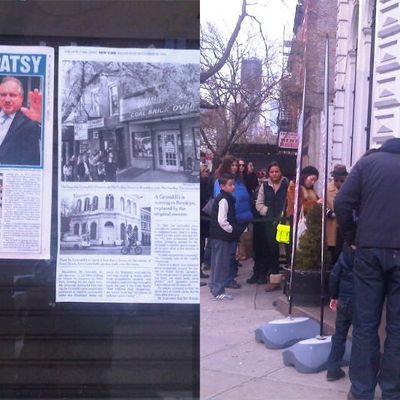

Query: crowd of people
<box><xmin>200</xmin><ymin>156</ymin><xmax>343</xmax><ymax>295</ymax></box>
<box><xmin>202</xmin><ymin>137</ymin><xmax>400</xmax><ymax>400</ymax></box>
<box><xmin>62</xmin><ymin>148</ymin><xmax>118</xmax><ymax>182</ymax></box>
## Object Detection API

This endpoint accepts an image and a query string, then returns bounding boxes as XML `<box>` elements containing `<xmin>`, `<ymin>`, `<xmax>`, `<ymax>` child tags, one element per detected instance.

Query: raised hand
<box><xmin>21</xmin><ymin>89</ymin><xmax>42</xmax><ymax>123</ymax></box>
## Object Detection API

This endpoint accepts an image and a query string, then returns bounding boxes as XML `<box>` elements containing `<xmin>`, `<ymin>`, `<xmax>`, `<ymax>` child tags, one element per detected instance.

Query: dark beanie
<box><xmin>301</xmin><ymin>165</ymin><xmax>319</xmax><ymax>179</ymax></box>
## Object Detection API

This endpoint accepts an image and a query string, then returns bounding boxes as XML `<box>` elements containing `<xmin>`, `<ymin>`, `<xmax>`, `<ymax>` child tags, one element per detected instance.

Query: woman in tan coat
<box><xmin>326</xmin><ymin>164</ymin><xmax>348</xmax><ymax>264</ymax></box>
<box><xmin>285</xmin><ymin>166</ymin><xmax>320</xmax><ymax>263</ymax></box>
<box><xmin>286</xmin><ymin>165</ymin><xmax>320</xmax><ymax>218</ymax></box>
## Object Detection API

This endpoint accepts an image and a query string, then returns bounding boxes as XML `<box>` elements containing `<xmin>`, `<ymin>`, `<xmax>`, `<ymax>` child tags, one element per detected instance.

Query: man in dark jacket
<box><xmin>0</xmin><ymin>77</ymin><xmax>41</xmax><ymax>166</ymax></box>
<box><xmin>334</xmin><ymin>138</ymin><xmax>400</xmax><ymax>400</ymax></box>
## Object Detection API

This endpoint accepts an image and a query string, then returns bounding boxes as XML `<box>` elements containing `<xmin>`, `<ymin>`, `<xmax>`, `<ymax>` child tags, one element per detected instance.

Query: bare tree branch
<box><xmin>200</xmin><ymin>0</ymin><xmax>247</xmax><ymax>84</ymax></box>
<box><xmin>201</xmin><ymin>21</ymin><xmax>281</xmax><ymax>160</ymax></box>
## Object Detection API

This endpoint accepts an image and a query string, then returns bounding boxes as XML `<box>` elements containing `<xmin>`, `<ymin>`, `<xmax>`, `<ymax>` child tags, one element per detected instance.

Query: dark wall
<box><xmin>0</xmin><ymin>1</ymin><xmax>199</xmax><ymax>41</ymax></box>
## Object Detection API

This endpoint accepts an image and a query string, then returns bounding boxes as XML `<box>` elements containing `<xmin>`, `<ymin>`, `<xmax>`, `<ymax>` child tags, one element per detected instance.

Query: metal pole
<box><xmin>288</xmin><ymin>69</ymin><xmax>307</xmax><ymax>317</ymax></box>
<box><xmin>319</xmin><ymin>36</ymin><xmax>330</xmax><ymax>338</ymax></box>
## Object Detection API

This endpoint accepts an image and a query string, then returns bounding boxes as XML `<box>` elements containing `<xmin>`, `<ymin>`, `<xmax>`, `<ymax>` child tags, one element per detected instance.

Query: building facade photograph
<box><xmin>61</xmin><ymin>59</ymin><xmax>199</xmax><ymax>183</ymax></box>
<box><xmin>61</xmin><ymin>190</ymin><xmax>151</xmax><ymax>251</ymax></box>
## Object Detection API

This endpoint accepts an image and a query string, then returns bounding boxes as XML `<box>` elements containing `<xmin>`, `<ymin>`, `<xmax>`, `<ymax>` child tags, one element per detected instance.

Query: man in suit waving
<box><xmin>0</xmin><ymin>76</ymin><xmax>42</xmax><ymax>166</ymax></box>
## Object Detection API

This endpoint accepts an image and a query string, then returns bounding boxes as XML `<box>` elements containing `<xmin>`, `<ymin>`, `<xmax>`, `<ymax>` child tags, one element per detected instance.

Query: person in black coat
<box><xmin>244</xmin><ymin>160</ymin><xmax>259</xmax><ymax>195</ymax></box>
<box><xmin>104</xmin><ymin>152</ymin><xmax>118</xmax><ymax>182</ymax></box>
<box><xmin>334</xmin><ymin>138</ymin><xmax>400</xmax><ymax>400</ymax></box>
<box><xmin>252</xmin><ymin>162</ymin><xmax>288</xmax><ymax>291</ymax></box>
<box><xmin>326</xmin><ymin>243</ymin><xmax>354</xmax><ymax>382</ymax></box>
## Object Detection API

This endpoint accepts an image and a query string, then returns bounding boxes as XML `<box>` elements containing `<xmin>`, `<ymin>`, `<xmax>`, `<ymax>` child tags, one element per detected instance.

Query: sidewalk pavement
<box><xmin>200</xmin><ymin>258</ymin><xmax>382</xmax><ymax>400</ymax></box>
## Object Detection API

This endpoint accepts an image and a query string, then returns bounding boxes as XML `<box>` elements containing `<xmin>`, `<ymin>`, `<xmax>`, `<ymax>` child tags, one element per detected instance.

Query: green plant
<box><xmin>296</xmin><ymin>203</ymin><xmax>331</xmax><ymax>270</ymax></box>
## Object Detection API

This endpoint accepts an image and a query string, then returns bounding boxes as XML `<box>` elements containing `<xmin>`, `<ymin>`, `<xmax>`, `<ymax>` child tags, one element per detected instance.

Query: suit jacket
<box><xmin>0</xmin><ymin>110</ymin><xmax>41</xmax><ymax>166</ymax></box>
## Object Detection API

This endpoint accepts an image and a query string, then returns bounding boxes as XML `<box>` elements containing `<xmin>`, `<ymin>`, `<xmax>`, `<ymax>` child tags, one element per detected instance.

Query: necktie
<box><xmin>0</xmin><ymin>114</ymin><xmax>10</xmax><ymax>145</ymax></box>
<box><xmin>0</xmin><ymin>114</ymin><xmax>8</xmax><ymax>125</ymax></box>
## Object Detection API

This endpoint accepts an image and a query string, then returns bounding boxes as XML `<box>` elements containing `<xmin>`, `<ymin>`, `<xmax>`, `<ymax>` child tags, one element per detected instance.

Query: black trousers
<box><xmin>252</xmin><ymin>221</ymin><xmax>267</xmax><ymax>278</ymax></box>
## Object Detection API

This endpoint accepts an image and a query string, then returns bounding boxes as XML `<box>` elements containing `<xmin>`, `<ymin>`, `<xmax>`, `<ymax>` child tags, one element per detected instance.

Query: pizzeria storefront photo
<box><xmin>120</xmin><ymin>91</ymin><xmax>199</xmax><ymax>178</ymax></box>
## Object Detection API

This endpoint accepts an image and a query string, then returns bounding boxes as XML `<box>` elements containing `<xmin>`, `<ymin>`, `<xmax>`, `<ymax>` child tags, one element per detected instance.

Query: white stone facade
<box><xmin>69</xmin><ymin>193</ymin><xmax>142</xmax><ymax>246</ymax></box>
<box><xmin>332</xmin><ymin>0</ymin><xmax>400</xmax><ymax>170</ymax></box>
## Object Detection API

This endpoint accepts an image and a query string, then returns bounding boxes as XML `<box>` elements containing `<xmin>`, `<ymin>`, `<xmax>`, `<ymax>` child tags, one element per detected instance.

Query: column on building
<box><xmin>370</xmin><ymin>0</ymin><xmax>400</xmax><ymax>146</ymax></box>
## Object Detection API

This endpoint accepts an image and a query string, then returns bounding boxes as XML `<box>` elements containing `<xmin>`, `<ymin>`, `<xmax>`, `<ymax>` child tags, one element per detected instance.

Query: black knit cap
<box><xmin>301</xmin><ymin>165</ymin><xmax>319</xmax><ymax>179</ymax></box>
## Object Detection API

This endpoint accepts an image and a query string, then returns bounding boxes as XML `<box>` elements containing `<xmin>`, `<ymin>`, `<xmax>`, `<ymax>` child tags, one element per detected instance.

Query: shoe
<box><xmin>226</xmin><ymin>281</ymin><xmax>241</xmax><ymax>289</ymax></box>
<box><xmin>326</xmin><ymin>368</ymin><xmax>345</xmax><ymax>381</ymax></box>
<box><xmin>200</xmin><ymin>270</ymin><xmax>209</xmax><ymax>279</ymax></box>
<box><xmin>211</xmin><ymin>293</ymin><xmax>234</xmax><ymax>301</ymax></box>
<box><xmin>200</xmin><ymin>282</ymin><xmax>207</xmax><ymax>287</ymax></box>
<box><xmin>347</xmin><ymin>392</ymin><xmax>358</xmax><ymax>400</ymax></box>
<box><xmin>246</xmin><ymin>274</ymin><xmax>259</xmax><ymax>284</ymax></box>
<box><xmin>264</xmin><ymin>283</ymin><xmax>281</xmax><ymax>292</ymax></box>
<box><xmin>257</xmin><ymin>276</ymin><xmax>267</xmax><ymax>285</ymax></box>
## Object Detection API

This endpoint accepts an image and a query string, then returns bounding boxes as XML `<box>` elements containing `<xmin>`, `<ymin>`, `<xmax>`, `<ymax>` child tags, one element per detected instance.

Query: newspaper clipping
<box><xmin>0</xmin><ymin>46</ymin><xmax>53</xmax><ymax>259</ymax></box>
<box><xmin>57</xmin><ymin>47</ymin><xmax>199</xmax><ymax>303</ymax></box>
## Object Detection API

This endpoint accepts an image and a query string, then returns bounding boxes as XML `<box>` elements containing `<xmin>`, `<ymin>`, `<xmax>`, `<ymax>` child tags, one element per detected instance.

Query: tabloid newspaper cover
<box><xmin>0</xmin><ymin>46</ymin><xmax>53</xmax><ymax>259</ymax></box>
<box><xmin>57</xmin><ymin>46</ymin><xmax>199</xmax><ymax>304</ymax></box>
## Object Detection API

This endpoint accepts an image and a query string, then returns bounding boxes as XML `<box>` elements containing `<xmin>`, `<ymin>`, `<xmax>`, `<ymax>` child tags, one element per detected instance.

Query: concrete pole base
<box><xmin>255</xmin><ymin>317</ymin><xmax>320</xmax><ymax>349</ymax></box>
<box><xmin>282</xmin><ymin>336</ymin><xmax>352</xmax><ymax>373</ymax></box>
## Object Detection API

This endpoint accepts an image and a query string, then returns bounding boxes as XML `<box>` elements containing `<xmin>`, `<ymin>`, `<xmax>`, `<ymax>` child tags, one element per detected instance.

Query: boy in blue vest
<box><xmin>209</xmin><ymin>173</ymin><xmax>242</xmax><ymax>300</ymax></box>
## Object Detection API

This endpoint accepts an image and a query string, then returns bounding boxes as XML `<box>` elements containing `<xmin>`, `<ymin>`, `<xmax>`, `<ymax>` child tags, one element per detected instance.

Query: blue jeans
<box><xmin>203</xmin><ymin>238</ymin><xmax>211</xmax><ymax>266</ymax></box>
<box><xmin>350</xmin><ymin>248</ymin><xmax>400</xmax><ymax>400</ymax></box>
<box><xmin>209</xmin><ymin>239</ymin><xmax>237</xmax><ymax>297</ymax></box>
<box><xmin>327</xmin><ymin>298</ymin><xmax>352</xmax><ymax>373</ymax></box>
<box><xmin>224</xmin><ymin>241</ymin><xmax>238</xmax><ymax>286</ymax></box>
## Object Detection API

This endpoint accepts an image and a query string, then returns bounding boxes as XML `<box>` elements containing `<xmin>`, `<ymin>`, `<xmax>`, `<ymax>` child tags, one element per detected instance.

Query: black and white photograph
<box><xmin>60</xmin><ymin>47</ymin><xmax>199</xmax><ymax>183</ymax></box>
<box><xmin>60</xmin><ymin>189</ymin><xmax>151</xmax><ymax>256</ymax></box>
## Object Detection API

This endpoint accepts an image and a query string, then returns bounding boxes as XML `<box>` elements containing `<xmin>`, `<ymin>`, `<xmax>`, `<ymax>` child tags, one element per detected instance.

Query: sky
<box><xmin>201</xmin><ymin>0</ymin><xmax>298</xmax><ymax>48</ymax></box>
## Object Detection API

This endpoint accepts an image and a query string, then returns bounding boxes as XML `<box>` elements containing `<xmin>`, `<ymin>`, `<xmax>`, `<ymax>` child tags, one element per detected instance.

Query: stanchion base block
<box><xmin>282</xmin><ymin>336</ymin><xmax>352</xmax><ymax>373</ymax></box>
<box><xmin>255</xmin><ymin>317</ymin><xmax>320</xmax><ymax>349</ymax></box>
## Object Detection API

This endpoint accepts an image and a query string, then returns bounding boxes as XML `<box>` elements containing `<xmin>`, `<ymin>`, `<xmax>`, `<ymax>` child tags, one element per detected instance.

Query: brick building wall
<box><xmin>302</xmin><ymin>0</ymin><xmax>337</xmax><ymax>175</ymax></box>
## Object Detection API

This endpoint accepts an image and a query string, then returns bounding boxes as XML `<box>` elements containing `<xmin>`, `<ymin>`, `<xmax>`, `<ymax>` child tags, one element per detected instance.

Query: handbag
<box><xmin>201</xmin><ymin>197</ymin><xmax>214</xmax><ymax>216</ymax></box>
<box><xmin>275</xmin><ymin>197</ymin><xmax>291</xmax><ymax>244</ymax></box>
<box><xmin>276</xmin><ymin>221</ymin><xmax>290</xmax><ymax>244</ymax></box>
<box><xmin>297</xmin><ymin>207</ymin><xmax>307</xmax><ymax>241</ymax></box>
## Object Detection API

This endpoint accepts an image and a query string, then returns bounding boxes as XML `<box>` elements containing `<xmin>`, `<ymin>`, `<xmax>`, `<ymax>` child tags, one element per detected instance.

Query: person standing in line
<box><xmin>236</xmin><ymin>159</ymin><xmax>252</xmax><ymax>261</ymax></box>
<box><xmin>286</xmin><ymin>165</ymin><xmax>320</xmax><ymax>218</ymax></box>
<box><xmin>213</xmin><ymin>155</ymin><xmax>253</xmax><ymax>289</ymax></box>
<box><xmin>104</xmin><ymin>152</ymin><xmax>118</xmax><ymax>182</ymax></box>
<box><xmin>326</xmin><ymin>164</ymin><xmax>348</xmax><ymax>264</ymax></box>
<box><xmin>254</xmin><ymin>161</ymin><xmax>288</xmax><ymax>291</ymax></box>
<box><xmin>209</xmin><ymin>173</ymin><xmax>243</xmax><ymax>300</ymax></box>
<box><xmin>285</xmin><ymin>165</ymin><xmax>321</xmax><ymax>263</ymax></box>
<box><xmin>334</xmin><ymin>138</ymin><xmax>400</xmax><ymax>400</ymax></box>
<box><xmin>76</xmin><ymin>153</ymin><xmax>91</xmax><ymax>182</ymax></box>
<box><xmin>244</xmin><ymin>160</ymin><xmax>259</xmax><ymax>195</ymax></box>
<box><xmin>247</xmin><ymin>170</ymin><xmax>267</xmax><ymax>285</ymax></box>
<box><xmin>326</xmin><ymin>243</ymin><xmax>354</xmax><ymax>382</ymax></box>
